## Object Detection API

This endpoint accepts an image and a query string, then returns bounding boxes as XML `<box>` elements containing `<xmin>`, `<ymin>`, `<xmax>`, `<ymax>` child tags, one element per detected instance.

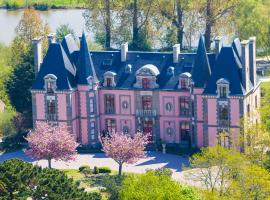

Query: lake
<box><xmin>0</xmin><ymin>8</ymin><xmax>91</xmax><ymax>45</ymax></box>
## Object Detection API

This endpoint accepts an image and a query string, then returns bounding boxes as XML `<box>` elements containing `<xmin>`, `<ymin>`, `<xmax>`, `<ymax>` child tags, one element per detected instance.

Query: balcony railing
<box><xmin>219</xmin><ymin>119</ymin><xmax>229</xmax><ymax>127</ymax></box>
<box><xmin>105</xmin><ymin>108</ymin><xmax>115</xmax><ymax>114</ymax></box>
<box><xmin>47</xmin><ymin>114</ymin><xmax>57</xmax><ymax>121</ymax></box>
<box><xmin>136</xmin><ymin>109</ymin><xmax>157</xmax><ymax>117</ymax></box>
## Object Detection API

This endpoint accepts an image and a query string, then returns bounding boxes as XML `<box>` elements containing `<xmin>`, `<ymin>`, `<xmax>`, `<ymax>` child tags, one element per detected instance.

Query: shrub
<box><xmin>98</xmin><ymin>166</ymin><xmax>112</xmax><ymax>174</ymax></box>
<box><xmin>147</xmin><ymin>168</ymin><xmax>173</xmax><ymax>177</ymax></box>
<box><xmin>79</xmin><ymin>165</ymin><xmax>91</xmax><ymax>172</ymax></box>
<box><xmin>94</xmin><ymin>166</ymin><xmax>99</xmax><ymax>174</ymax></box>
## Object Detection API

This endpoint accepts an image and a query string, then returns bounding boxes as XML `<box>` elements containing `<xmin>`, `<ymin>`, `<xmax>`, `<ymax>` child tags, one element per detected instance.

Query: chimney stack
<box><xmin>241</xmin><ymin>40</ymin><xmax>250</xmax><ymax>90</ymax></box>
<box><xmin>173</xmin><ymin>44</ymin><xmax>180</xmax><ymax>63</ymax></box>
<box><xmin>249</xmin><ymin>37</ymin><xmax>257</xmax><ymax>86</ymax></box>
<box><xmin>121</xmin><ymin>42</ymin><xmax>128</xmax><ymax>62</ymax></box>
<box><xmin>48</xmin><ymin>33</ymin><xmax>56</xmax><ymax>44</ymax></box>
<box><xmin>214</xmin><ymin>36</ymin><xmax>222</xmax><ymax>60</ymax></box>
<box><xmin>32</xmin><ymin>37</ymin><xmax>43</xmax><ymax>77</ymax></box>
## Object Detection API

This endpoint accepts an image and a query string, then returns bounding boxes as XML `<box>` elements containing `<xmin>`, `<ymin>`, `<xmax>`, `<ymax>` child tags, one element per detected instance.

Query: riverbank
<box><xmin>0</xmin><ymin>0</ymin><xmax>86</xmax><ymax>10</ymax></box>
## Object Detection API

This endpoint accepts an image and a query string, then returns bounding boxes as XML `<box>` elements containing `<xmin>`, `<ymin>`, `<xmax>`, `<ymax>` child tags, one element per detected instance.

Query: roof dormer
<box><xmin>134</xmin><ymin>64</ymin><xmax>159</xmax><ymax>89</ymax></box>
<box><xmin>103</xmin><ymin>71</ymin><xmax>116</xmax><ymax>87</ymax></box>
<box><xmin>178</xmin><ymin>72</ymin><xmax>192</xmax><ymax>90</ymax></box>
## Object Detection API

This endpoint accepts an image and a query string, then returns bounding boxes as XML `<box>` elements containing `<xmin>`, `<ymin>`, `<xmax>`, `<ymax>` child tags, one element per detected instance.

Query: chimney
<box><xmin>173</xmin><ymin>44</ymin><xmax>180</xmax><ymax>63</ymax></box>
<box><xmin>214</xmin><ymin>36</ymin><xmax>222</xmax><ymax>59</ymax></box>
<box><xmin>48</xmin><ymin>33</ymin><xmax>56</xmax><ymax>44</ymax></box>
<box><xmin>32</xmin><ymin>37</ymin><xmax>43</xmax><ymax>77</ymax></box>
<box><xmin>241</xmin><ymin>40</ymin><xmax>250</xmax><ymax>90</ymax></box>
<box><xmin>121</xmin><ymin>42</ymin><xmax>128</xmax><ymax>62</ymax></box>
<box><xmin>249</xmin><ymin>37</ymin><xmax>257</xmax><ymax>86</ymax></box>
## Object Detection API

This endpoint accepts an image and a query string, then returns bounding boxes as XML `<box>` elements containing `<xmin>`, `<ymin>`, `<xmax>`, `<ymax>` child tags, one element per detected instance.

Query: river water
<box><xmin>0</xmin><ymin>8</ymin><xmax>89</xmax><ymax>45</ymax></box>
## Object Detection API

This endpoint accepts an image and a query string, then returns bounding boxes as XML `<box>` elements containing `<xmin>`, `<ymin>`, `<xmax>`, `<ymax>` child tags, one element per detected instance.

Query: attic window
<box><xmin>103</xmin><ymin>71</ymin><xmax>116</xmax><ymax>87</ymax></box>
<box><xmin>103</xmin><ymin>59</ymin><xmax>113</xmax><ymax>66</ymax></box>
<box><xmin>125</xmin><ymin>64</ymin><xmax>132</xmax><ymax>73</ymax></box>
<box><xmin>178</xmin><ymin>72</ymin><xmax>191</xmax><ymax>89</ymax></box>
<box><xmin>217</xmin><ymin>78</ymin><xmax>229</xmax><ymax>98</ymax></box>
<box><xmin>44</xmin><ymin>74</ymin><xmax>57</xmax><ymax>94</ymax></box>
<box><xmin>167</xmin><ymin>67</ymin><xmax>174</xmax><ymax>76</ymax></box>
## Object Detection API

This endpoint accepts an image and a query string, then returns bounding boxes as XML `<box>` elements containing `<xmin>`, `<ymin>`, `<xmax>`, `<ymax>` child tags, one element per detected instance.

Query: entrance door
<box><xmin>143</xmin><ymin>119</ymin><xmax>153</xmax><ymax>142</ymax></box>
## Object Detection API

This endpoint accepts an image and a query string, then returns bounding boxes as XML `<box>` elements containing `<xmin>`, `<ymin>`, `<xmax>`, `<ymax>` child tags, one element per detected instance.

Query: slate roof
<box><xmin>32</xmin><ymin>43</ymin><xmax>76</xmax><ymax>90</ymax></box>
<box><xmin>32</xmin><ymin>32</ymin><xmax>251</xmax><ymax>96</ymax></box>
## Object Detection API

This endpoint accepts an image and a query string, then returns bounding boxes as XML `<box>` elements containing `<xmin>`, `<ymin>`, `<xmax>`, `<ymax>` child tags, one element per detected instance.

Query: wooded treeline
<box><xmin>83</xmin><ymin>0</ymin><xmax>270</xmax><ymax>53</ymax></box>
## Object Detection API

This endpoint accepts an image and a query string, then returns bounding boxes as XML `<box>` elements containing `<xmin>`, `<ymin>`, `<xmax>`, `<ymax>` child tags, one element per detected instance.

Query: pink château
<box><xmin>31</xmin><ymin>33</ymin><xmax>260</xmax><ymax>148</ymax></box>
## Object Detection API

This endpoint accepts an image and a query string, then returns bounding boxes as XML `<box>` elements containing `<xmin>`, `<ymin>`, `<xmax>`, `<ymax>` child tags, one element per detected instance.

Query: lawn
<box><xmin>0</xmin><ymin>0</ymin><xmax>87</xmax><ymax>8</ymax></box>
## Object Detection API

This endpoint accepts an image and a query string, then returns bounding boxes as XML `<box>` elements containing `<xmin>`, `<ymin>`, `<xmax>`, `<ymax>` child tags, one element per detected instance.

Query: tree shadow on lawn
<box><xmin>135</xmin><ymin>151</ymin><xmax>190</xmax><ymax>172</ymax></box>
<box><xmin>91</xmin><ymin>153</ymin><xmax>108</xmax><ymax>158</ymax></box>
<box><xmin>0</xmin><ymin>150</ymin><xmax>36</xmax><ymax>163</ymax></box>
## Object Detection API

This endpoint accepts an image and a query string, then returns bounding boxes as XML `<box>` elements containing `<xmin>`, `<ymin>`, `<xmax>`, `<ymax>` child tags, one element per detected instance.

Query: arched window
<box><xmin>134</xmin><ymin>64</ymin><xmax>159</xmax><ymax>89</ymax></box>
<box><xmin>178</xmin><ymin>72</ymin><xmax>192</xmax><ymax>90</ymax></box>
<box><xmin>217</xmin><ymin>78</ymin><xmax>230</xmax><ymax>98</ymax></box>
<box><xmin>103</xmin><ymin>71</ymin><xmax>116</xmax><ymax>87</ymax></box>
<box><xmin>44</xmin><ymin>74</ymin><xmax>57</xmax><ymax>94</ymax></box>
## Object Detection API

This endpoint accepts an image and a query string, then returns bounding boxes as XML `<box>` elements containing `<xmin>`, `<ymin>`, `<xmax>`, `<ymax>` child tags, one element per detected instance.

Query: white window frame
<box><xmin>89</xmin><ymin>98</ymin><xmax>94</xmax><ymax>113</ymax></box>
<box><xmin>44</xmin><ymin>74</ymin><xmax>57</xmax><ymax>94</ymax></box>
<box><xmin>216</xmin><ymin>78</ymin><xmax>230</xmax><ymax>98</ymax></box>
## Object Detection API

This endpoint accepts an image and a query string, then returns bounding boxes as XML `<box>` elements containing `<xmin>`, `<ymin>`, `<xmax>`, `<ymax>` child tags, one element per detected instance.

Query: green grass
<box><xmin>0</xmin><ymin>0</ymin><xmax>87</xmax><ymax>9</ymax></box>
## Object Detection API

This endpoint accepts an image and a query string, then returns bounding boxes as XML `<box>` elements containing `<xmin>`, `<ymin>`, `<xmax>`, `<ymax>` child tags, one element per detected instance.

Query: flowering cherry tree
<box><xmin>100</xmin><ymin>132</ymin><xmax>149</xmax><ymax>176</ymax></box>
<box><xmin>25</xmin><ymin>122</ymin><xmax>79</xmax><ymax>168</ymax></box>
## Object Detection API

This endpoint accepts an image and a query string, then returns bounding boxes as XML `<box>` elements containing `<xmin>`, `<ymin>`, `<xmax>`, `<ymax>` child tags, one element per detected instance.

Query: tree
<box><xmin>194</xmin><ymin>0</ymin><xmax>240</xmax><ymax>50</ymax></box>
<box><xmin>0</xmin><ymin>159</ymin><xmax>101</xmax><ymax>199</ymax></box>
<box><xmin>56</xmin><ymin>24</ymin><xmax>76</xmax><ymax>41</ymax></box>
<box><xmin>188</xmin><ymin>145</ymin><xmax>246</xmax><ymax>196</ymax></box>
<box><xmin>100</xmin><ymin>132</ymin><xmax>149</xmax><ymax>176</ymax></box>
<box><xmin>0</xmin><ymin>111</ymin><xmax>15</xmax><ymax>137</ymax></box>
<box><xmin>5</xmin><ymin>50</ymin><xmax>34</xmax><ymax>117</ymax></box>
<box><xmin>234</xmin><ymin>0</ymin><xmax>270</xmax><ymax>56</ymax></box>
<box><xmin>15</xmin><ymin>8</ymin><xmax>49</xmax><ymax>46</ymax></box>
<box><xmin>25</xmin><ymin>122</ymin><xmax>79</xmax><ymax>168</ymax></box>
<box><xmin>229</xmin><ymin>164</ymin><xmax>270</xmax><ymax>200</ymax></box>
<box><xmin>240</xmin><ymin>119</ymin><xmax>270</xmax><ymax>166</ymax></box>
<box><xmin>120</xmin><ymin>171</ymin><xmax>199</xmax><ymax>200</ymax></box>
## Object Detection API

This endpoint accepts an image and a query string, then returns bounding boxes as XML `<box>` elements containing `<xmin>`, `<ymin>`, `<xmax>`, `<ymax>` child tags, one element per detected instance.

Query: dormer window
<box><xmin>125</xmin><ymin>64</ymin><xmax>132</xmax><ymax>73</ymax></box>
<box><xmin>44</xmin><ymin>74</ymin><xmax>57</xmax><ymax>94</ymax></box>
<box><xmin>217</xmin><ymin>78</ymin><xmax>229</xmax><ymax>98</ymax></box>
<box><xmin>167</xmin><ymin>67</ymin><xmax>175</xmax><ymax>76</ymax></box>
<box><xmin>87</xmin><ymin>76</ymin><xmax>93</xmax><ymax>89</ymax></box>
<box><xmin>178</xmin><ymin>72</ymin><xmax>191</xmax><ymax>89</ymax></box>
<box><xmin>134</xmin><ymin>64</ymin><xmax>159</xmax><ymax>89</ymax></box>
<box><xmin>103</xmin><ymin>71</ymin><xmax>116</xmax><ymax>87</ymax></box>
<box><xmin>142</xmin><ymin>78</ymin><xmax>150</xmax><ymax>89</ymax></box>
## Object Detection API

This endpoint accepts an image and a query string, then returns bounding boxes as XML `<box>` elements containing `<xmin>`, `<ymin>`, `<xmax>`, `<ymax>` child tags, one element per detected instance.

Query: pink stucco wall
<box><xmin>57</xmin><ymin>94</ymin><xmax>67</xmax><ymax>120</ymax></box>
<box><xmin>197</xmin><ymin>123</ymin><xmax>203</xmax><ymax>147</ymax></box>
<box><xmin>208</xmin><ymin>127</ymin><xmax>217</xmax><ymax>146</ymax></box>
<box><xmin>207</xmin><ymin>98</ymin><xmax>217</xmax><ymax>125</ymax></box>
<box><xmin>36</xmin><ymin>93</ymin><xmax>45</xmax><ymax>120</ymax></box>
<box><xmin>230</xmin><ymin>99</ymin><xmax>240</xmax><ymax>126</ymax></box>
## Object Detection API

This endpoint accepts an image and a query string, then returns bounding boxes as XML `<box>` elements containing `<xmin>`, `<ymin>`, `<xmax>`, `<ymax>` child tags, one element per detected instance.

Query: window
<box><xmin>44</xmin><ymin>74</ymin><xmax>57</xmax><ymax>94</ymax></box>
<box><xmin>89</xmin><ymin>98</ymin><xmax>94</xmax><ymax>113</ymax></box>
<box><xmin>90</xmin><ymin>122</ymin><xmax>95</xmax><ymax>140</ymax></box>
<box><xmin>106</xmin><ymin>119</ymin><xmax>116</xmax><ymax>133</ymax></box>
<box><xmin>47</xmin><ymin>100</ymin><xmax>56</xmax><ymax>121</ymax></box>
<box><xmin>180</xmin><ymin>122</ymin><xmax>190</xmax><ymax>141</ymax></box>
<box><xmin>122</xmin><ymin>101</ymin><xmax>128</xmax><ymax>109</ymax></box>
<box><xmin>104</xmin><ymin>95</ymin><xmax>115</xmax><ymax>114</ymax></box>
<box><xmin>47</xmin><ymin>82</ymin><xmax>54</xmax><ymax>94</ymax></box>
<box><xmin>217</xmin><ymin>131</ymin><xmax>230</xmax><ymax>148</ymax></box>
<box><xmin>106</xmin><ymin>78</ymin><xmax>112</xmax><ymax>87</ymax></box>
<box><xmin>255</xmin><ymin>95</ymin><xmax>258</xmax><ymax>108</ymax></box>
<box><xmin>142</xmin><ymin>78</ymin><xmax>150</xmax><ymax>89</ymax></box>
<box><xmin>166</xmin><ymin>127</ymin><xmax>174</xmax><ymax>136</ymax></box>
<box><xmin>165</xmin><ymin>102</ymin><xmax>172</xmax><ymax>111</ymax></box>
<box><xmin>123</xmin><ymin>126</ymin><xmax>129</xmax><ymax>134</ymax></box>
<box><xmin>219</xmin><ymin>106</ymin><xmax>229</xmax><ymax>127</ymax></box>
<box><xmin>217</xmin><ymin>78</ymin><xmax>229</xmax><ymax>98</ymax></box>
<box><xmin>142</xmin><ymin>96</ymin><xmax>152</xmax><ymax>110</ymax></box>
<box><xmin>179</xmin><ymin>97</ymin><xmax>189</xmax><ymax>116</ymax></box>
<box><xmin>180</xmin><ymin>79</ymin><xmax>187</xmax><ymax>89</ymax></box>
<box><xmin>219</xmin><ymin>86</ymin><xmax>227</xmax><ymax>98</ymax></box>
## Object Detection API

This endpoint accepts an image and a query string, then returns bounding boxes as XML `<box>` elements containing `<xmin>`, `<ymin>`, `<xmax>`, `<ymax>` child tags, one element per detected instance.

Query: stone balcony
<box><xmin>136</xmin><ymin>109</ymin><xmax>157</xmax><ymax>117</ymax></box>
<box><xmin>218</xmin><ymin>119</ymin><xmax>229</xmax><ymax>127</ymax></box>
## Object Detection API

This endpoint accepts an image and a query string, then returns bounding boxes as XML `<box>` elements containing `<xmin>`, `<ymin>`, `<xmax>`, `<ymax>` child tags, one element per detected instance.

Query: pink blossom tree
<box><xmin>100</xmin><ymin>132</ymin><xmax>149</xmax><ymax>176</ymax></box>
<box><xmin>25</xmin><ymin>122</ymin><xmax>79</xmax><ymax>168</ymax></box>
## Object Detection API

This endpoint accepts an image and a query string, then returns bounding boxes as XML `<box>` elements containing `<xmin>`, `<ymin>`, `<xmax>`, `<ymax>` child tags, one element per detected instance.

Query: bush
<box><xmin>100</xmin><ymin>174</ymin><xmax>124</xmax><ymax>200</ymax></box>
<box><xmin>79</xmin><ymin>165</ymin><xmax>91</xmax><ymax>172</ymax></box>
<box><xmin>98</xmin><ymin>166</ymin><xmax>112</xmax><ymax>174</ymax></box>
<box><xmin>146</xmin><ymin>168</ymin><xmax>173</xmax><ymax>177</ymax></box>
<box><xmin>94</xmin><ymin>166</ymin><xmax>99</xmax><ymax>174</ymax></box>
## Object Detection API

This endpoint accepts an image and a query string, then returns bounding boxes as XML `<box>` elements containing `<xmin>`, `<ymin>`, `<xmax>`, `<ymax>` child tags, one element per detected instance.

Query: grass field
<box><xmin>0</xmin><ymin>0</ymin><xmax>87</xmax><ymax>9</ymax></box>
